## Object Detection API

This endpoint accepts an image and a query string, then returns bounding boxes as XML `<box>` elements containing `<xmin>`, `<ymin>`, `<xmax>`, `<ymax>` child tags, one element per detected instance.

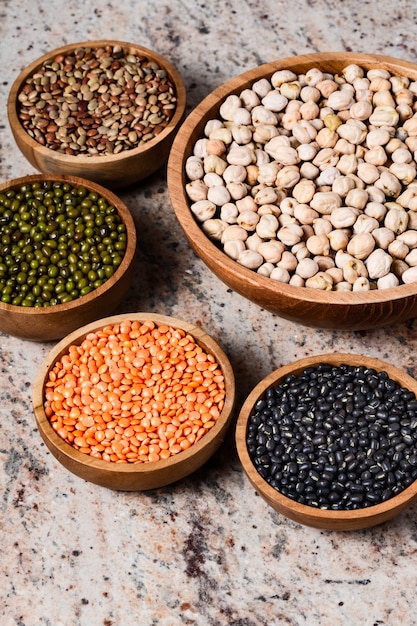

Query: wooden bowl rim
<box><xmin>0</xmin><ymin>173</ymin><xmax>137</xmax><ymax>317</ymax></box>
<box><xmin>32</xmin><ymin>312</ymin><xmax>236</xmax><ymax>477</ymax></box>
<box><xmin>167</xmin><ymin>52</ymin><xmax>417</xmax><ymax>309</ymax></box>
<box><xmin>8</xmin><ymin>39</ymin><xmax>187</xmax><ymax>163</ymax></box>
<box><xmin>235</xmin><ymin>352</ymin><xmax>417</xmax><ymax>529</ymax></box>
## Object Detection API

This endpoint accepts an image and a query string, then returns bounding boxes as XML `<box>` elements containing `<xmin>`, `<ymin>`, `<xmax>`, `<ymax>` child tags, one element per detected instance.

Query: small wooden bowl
<box><xmin>168</xmin><ymin>52</ymin><xmax>417</xmax><ymax>330</ymax></box>
<box><xmin>236</xmin><ymin>353</ymin><xmax>417</xmax><ymax>530</ymax></box>
<box><xmin>8</xmin><ymin>40</ymin><xmax>186</xmax><ymax>189</ymax></box>
<box><xmin>0</xmin><ymin>174</ymin><xmax>137</xmax><ymax>341</ymax></box>
<box><xmin>32</xmin><ymin>313</ymin><xmax>236</xmax><ymax>490</ymax></box>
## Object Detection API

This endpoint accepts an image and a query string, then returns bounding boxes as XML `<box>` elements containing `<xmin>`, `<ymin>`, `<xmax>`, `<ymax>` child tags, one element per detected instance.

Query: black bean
<box><xmin>379</xmin><ymin>460</ymin><xmax>392</xmax><ymax>473</ymax></box>
<box><xmin>392</xmin><ymin>451</ymin><xmax>403</xmax><ymax>465</ymax></box>
<box><xmin>364</xmin><ymin>492</ymin><xmax>380</xmax><ymax>503</ymax></box>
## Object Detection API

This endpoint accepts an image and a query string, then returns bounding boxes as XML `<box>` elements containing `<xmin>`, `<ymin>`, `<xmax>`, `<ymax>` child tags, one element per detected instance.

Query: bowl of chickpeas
<box><xmin>0</xmin><ymin>174</ymin><xmax>137</xmax><ymax>341</ymax></box>
<box><xmin>8</xmin><ymin>40</ymin><xmax>187</xmax><ymax>189</ymax></box>
<box><xmin>168</xmin><ymin>52</ymin><xmax>417</xmax><ymax>330</ymax></box>
<box><xmin>32</xmin><ymin>312</ymin><xmax>236</xmax><ymax>490</ymax></box>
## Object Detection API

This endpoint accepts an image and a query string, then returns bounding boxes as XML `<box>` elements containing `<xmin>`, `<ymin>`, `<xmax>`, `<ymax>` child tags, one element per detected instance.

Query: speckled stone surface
<box><xmin>2</xmin><ymin>1</ymin><xmax>417</xmax><ymax>624</ymax></box>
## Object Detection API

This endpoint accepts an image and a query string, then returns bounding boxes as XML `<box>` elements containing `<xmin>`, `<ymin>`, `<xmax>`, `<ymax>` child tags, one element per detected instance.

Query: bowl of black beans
<box><xmin>235</xmin><ymin>353</ymin><xmax>417</xmax><ymax>530</ymax></box>
<box><xmin>0</xmin><ymin>174</ymin><xmax>137</xmax><ymax>341</ymax></box>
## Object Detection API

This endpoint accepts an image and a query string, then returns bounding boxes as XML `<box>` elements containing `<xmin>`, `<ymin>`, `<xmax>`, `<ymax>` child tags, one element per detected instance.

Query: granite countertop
<box><xmin>2</xmin><ymin>1</ymin><xmax>417</xmax><ymax>624</ymax></box>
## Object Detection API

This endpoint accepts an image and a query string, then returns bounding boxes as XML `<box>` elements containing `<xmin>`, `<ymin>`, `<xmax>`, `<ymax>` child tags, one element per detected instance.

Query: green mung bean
<box><xmin>0</xmin><ymin>182</ymin><xmax>127</xmax><ymax>307</ymax></box>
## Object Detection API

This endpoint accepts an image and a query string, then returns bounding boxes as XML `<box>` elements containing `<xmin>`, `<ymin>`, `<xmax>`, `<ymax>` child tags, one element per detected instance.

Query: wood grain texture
<box><xmin>0</xmin><ymin>174</ymin><xmax>137</xmax><ymax>341</ymax></box>
<box><xmin>8</xmin><ymin>41</ymin><xmax>187</xmax><ymax>189</ymax></box>
<box><xmin>235</xmin><ymin>353</ymin><xmax>417</xmax><ymax>530</ymax></box>
<box><xmin>32</xmin><ymin>313</ymin><xmax>236</xmax><ymax>490</ymax></box>
<box><xmin>167</xmin><ymin>52</ymin><xmax>417</xmax><ymax>330</ymax></box>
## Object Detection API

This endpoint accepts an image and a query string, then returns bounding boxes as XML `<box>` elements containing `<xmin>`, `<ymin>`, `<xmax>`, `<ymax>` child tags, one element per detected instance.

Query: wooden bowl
<box><xmin>8</xmin><ymin>40</ymin><xmax>186</xmax><ymax>189</ymax></box>
<box><xmin>32</xmin><ymin>312</ymin><xmax>236</xmax><ymax>490</ymax></box>
<box><xmin>236</xmin><ymin>353</ymin><xmax>417</xmax><ymax>530</ymax></box>
<box><xmin>168</xmin><ymin>52</ymin><xmax>417</xmax><ymax>330</ymax></box>
<box><xmin>0</xmin><ymin>174</ymin><xmax>137</xmax><ymax>341</ymax></box>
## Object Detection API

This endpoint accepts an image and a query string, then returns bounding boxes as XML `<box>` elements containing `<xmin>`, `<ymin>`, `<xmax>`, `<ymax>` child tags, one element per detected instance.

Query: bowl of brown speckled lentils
<box><xmin>8</xmin><ymin>40</ymin><xmax>187</xmax><ymax>189</ymax></box>
<box><xmin>168</xmin><ymin>52</ymin><xmax>417</xmax><ymax>330</ymax></box>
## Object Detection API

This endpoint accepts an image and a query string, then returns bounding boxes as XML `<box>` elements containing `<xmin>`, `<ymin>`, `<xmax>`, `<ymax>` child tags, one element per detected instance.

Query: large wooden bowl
<box><xmin>168</xmin><ymin>52</ymin><xmax>417</xmax><ymax>330</ymax></box>
<box><xmin>32</xmin><ymin>313</ymin><xmax>236</xmax><ymax>490</ymax></box>
<box><xmin>8</xmin><ymin>41</ymin><xmax>186</xmax><ymax>189</ymax></box>
<box><xmin>236</xmin><ymin>353</ymin><xmax>417</xmax><ymax>530</ymax></box>
<box><xmin>0</xmin><ymin>174</ymin><xmax>137</xmax><ymax>341</ymax></box>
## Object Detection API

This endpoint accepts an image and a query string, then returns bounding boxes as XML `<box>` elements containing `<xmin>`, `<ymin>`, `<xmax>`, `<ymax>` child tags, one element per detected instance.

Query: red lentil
<box><xmin>44</xmin><ymin>320</ymin><xmax>226</xmax><ymax>464</ymax></box>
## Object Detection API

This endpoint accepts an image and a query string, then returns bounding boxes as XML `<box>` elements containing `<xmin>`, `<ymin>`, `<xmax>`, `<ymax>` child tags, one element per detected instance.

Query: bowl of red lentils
<box><xmin>168</xmin><ymin>52</ymin><xmax>417</xmax><ymax>330</ymax></box>
<box><xmin>8</xmin><ymin>40</ymin><xmax>187</xmax><ymax>189</ymax></box>
<box><xmin>0</xmin><ymin>174</ymin><xmax>137</xmax><ymax>341</ymax></box>
<box><xmin>32</xmin><ymin>312</ymin><xmax>236</xmax><ymax>490</ymax></box>
<box><xmin>236</xmin><ymin>353</ymin><xmax>417</xmax><ymax>530</ymax></box>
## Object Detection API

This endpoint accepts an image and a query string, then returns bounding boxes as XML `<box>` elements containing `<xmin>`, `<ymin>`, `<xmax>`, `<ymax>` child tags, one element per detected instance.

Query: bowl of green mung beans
<box><xmin>0</xmin><ymin>174</ymin><xmax>137</xmax><ymax>341</ymax></box>
<box><xmin>236</xmin><ymin>353</ymin><xmax>417</xmax><ymax>530</ymax></box>
<box><xmin>8</xmin><ymin>40</ymin><xmax>187</xmax><ymax>190</ymax></box>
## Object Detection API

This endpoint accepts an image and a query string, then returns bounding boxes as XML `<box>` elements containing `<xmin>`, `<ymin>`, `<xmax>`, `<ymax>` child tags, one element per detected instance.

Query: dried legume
<box><xmin>185</xmin><ymin>64</ymin><xmax>417</xmax><ymax>291</ymax></box>
<box><xmin>0</xmin><ymin>181</ymin><xmax>127</xmax><ymax>307</ymax></box>
<box><xmin>44</xmin><ymin>319</ymin><xmax>226</xmax><ymax>463</ymax></box>
<box><xmin>17</xmin><ymin>44</ymin><xmax>177</xmax><ymax>156</ymax></box>
<box><xmin>247</xmin><ymin>363</ymin><xmax>417</xmax><ymax>510</ymax></box>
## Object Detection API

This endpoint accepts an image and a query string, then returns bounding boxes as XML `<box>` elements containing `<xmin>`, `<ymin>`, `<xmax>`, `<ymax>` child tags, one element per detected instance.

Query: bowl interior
<box><xmin>0</xmin><ymin>174</ymin><xmax>137</xmax><ymax>341</ymax></box>
<box><xmin>167</xmin><ymin>52</ymin><xmax>417</xmax><ymax>330</ymax></box>
<box><xmin>32</xmin><ymin>312</ymin><xmax>236</xmax><ymax>490</ymax></box>
<box><xmin>235</xmin><ymin>353</ymin><xmax>417</xmax><ymax>530</ymax></box>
